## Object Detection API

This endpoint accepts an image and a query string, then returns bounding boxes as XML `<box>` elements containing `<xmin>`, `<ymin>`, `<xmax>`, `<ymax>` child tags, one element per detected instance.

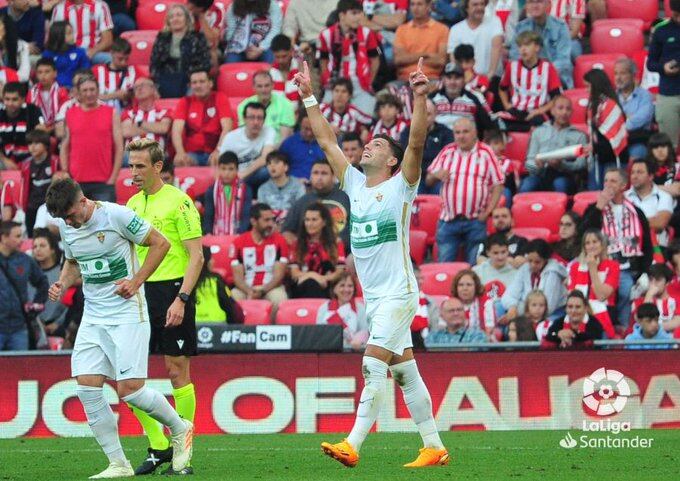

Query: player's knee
<box><xmin>117</xmin><ymin>379</ymin><xmax>145</xmax><ymax>398</ymax></box>
<box><xmin>164</xmin><ymin>357</ymin><xmax>190</xmax><ymax>387</ymax></box>
<box><xmin>389</xmin><ymin>359</ymin><xmax>420</xmax><ymax>389</ymax></box>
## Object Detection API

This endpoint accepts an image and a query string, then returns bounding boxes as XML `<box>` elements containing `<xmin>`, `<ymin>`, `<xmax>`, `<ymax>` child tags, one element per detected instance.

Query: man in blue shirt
<box><xmin>509</xmin><ymin>0</ymin><xmax>573</xmax><ymax>89</ymax></box>
<box><xmin>648</xmin><ymin>0</ymin><xmax>680</xmax><ymax>149</ymax></box>
<box><xmin>425</xmin><ymin>297</ymin><xmax>488</xmax><ymax>347</ymax></box>
<box><xmin>615</xmin><ymin>58</ymin><xmax>655</xmax><ymax>160</ymax></box>
<box><xmin>279</xmin><ymin>110</ymin><xmax>325</xmax><ymax>180</ymax></box>
<box><xmin>0</xmin><ymin>0</ymin><xmax>45</xmax><ymax>53</ymax></box>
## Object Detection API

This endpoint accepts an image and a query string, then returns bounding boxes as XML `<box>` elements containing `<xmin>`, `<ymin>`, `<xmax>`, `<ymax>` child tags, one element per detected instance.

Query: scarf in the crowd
<box><xmin>535</xmin><ymin>319</ymin><xmax>551</xmax><ymax>341</ymax></box>
<box><xmin>326</xmin><ymin>299</ymin><xmax>358</xmax><ymax>330</ymax></box>
<box><xmin>602</xmin><ymin>199</ymin><xmax>643</xmax><ymax>257</ymax></box>
<box><xmin>227</xmin><ymin>13</ymin><xmax>272</xmax><ymax>53</ymax></box>
<box><xmin>463</xmin><ymin>295</ymin><xmax>495</xmax><ymax>331</ymax></box>
<box><xmin>590</xmin><ymin>95</ymin><xmax>628</xmax><ymax>157</ymax></box>
<box><xmin>29</xmin><ymin>83</ymin><xmax>61</xmax><ymax>125</ymax></box>
<box><xmin>411</xmin><ymin>293</ymin><xmax>430</xmax><ymax>332</ymax></box>
<box><xmin>212</xmin><ymin>179</ymin><xmax>247</xmax><ymax>235</ymax></box>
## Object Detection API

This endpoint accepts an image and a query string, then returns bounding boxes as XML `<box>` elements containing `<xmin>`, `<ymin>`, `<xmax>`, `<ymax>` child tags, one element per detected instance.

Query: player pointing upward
<box><xmin>295</xmin><ymin>59</ymin><xmax>449</xmax><ymax>467</ymax></box>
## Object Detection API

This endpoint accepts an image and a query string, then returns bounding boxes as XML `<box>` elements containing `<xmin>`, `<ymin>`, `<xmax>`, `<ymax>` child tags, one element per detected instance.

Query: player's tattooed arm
<box><xmin>401</xmin><ymin>58</ymin><xmax>429</xmax><ymax>186</ymax></box>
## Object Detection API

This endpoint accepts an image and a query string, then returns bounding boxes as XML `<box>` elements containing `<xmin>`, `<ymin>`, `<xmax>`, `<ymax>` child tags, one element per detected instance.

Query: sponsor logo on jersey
<box><xmin>126</xmin><ymin>215</ymin><xmax>144</xmax><ymax>235</ymax></box>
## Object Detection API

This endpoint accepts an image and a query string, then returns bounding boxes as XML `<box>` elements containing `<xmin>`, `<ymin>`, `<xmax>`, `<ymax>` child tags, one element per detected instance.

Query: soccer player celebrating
<box><xmin>45</xmin><ymin>178</ymin><xmax>193</xmax><ymax>479</ymax></box>
<box><xmin>295</xmin><ymin>59</ymin><xmax>449</xmax><ymax>468</ymax></box>
<box><xmin>125</xmin><ymin>139</ymin><xmax>204</xmax><ymax>475</ymax></box>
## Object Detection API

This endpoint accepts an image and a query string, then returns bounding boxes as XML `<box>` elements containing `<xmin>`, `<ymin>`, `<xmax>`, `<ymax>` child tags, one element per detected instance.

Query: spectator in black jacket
<box><xmin>581</xmin><ymin>168</ymin><xmax>653</xmax><ymax>329</ymax></box>
<box><xmin>0</xmin><ymin>220</ymin><xmax>49</xmax><ymax>350</ymax></box>
<box><xmin>543</xmin><ymin>290</ymin><xmax>603</xmax><ymax>349</ymax></box>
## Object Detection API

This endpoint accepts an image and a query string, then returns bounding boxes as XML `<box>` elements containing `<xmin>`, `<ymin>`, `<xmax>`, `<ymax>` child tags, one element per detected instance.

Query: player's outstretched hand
<box><xmin>114</xmin><ymin>278</ymin><xmax>140</xmax><ymax>299</ymax></box>
<box><xmin>293</xmin><ymin>60</ymin><xmax>314</xmax><ymax>99</ymax></box>
<box><xmin>409</xmin><ymin>57</ymin><xmax>429</xmax><ymax>97</ymax></box>
<box><xmin>48</xmin><ymin>281</ymin><xmax>63</xmax><ymax>302</ymax></box>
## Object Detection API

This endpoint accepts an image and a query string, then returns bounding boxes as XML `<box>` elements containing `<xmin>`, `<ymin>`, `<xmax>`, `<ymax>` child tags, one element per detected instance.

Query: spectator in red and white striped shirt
<box><xmin>270</xmin><ymin>34</ymin><xmax>301</xmax><ymax>103</ymax></box>
<box><xmin>50</xmin><ymin>0</ymin><xmax>114</xmax><ymax>64</ymax></box>
<box><xmin>188</xmin><ymin>0</ymin><xmax>225</xmax><ymax>51</ymax></box>
<box><xmin>499</xmin><ymin>31</ymin><xmax>562</xmax><ymax>132</ymax></box>
<box><xmin>121</xmin><ymin>78</ymin><xmax>172</xmax><ymax>154</ymax></box>
<box><xmin>27</xmin><ymin>58</ymin><xmax>70</xmax><ymax>135</ymax></box>
<box><xmin>92</xmin><ymin>37</ymin><xmax>140</xmax><ymax>111</ymax></box>
<box><xmin>319</xmin><ymin>78</ymin><xmax>372</xmax><ymax>137</ymax></box>
<box><xmin>549</xmin><ymin>0</ymin><xmax>585</xmax><ymax>61</ymax></box>
<box><xmin>453</xmin><ymin>43</ymin><xmax>490</xmax><ymax>99</ymax></box>
<box><xmin>368</xmin><ymin>93</ymin><xmax>409</xmax><ymax>142</ymax></box>
<box><xmin>426</xmin><ymin>117</ymin><xmax>504</xmax><ymax>264</ymax></box>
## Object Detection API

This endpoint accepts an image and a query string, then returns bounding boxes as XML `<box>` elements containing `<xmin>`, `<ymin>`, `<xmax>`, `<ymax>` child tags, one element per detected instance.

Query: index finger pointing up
<box><xmin>303</xmin><ymin>60</ymin><xmax>310</xmax><ymax>77</ymax></box>
<box><xmin>417</xmin><ymin>57</ymin><xmax>423</xmax><ymax>72</ymax></box>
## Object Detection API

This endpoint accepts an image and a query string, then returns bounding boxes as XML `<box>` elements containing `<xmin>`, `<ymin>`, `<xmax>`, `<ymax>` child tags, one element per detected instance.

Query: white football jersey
<box><xmin>58</xmin><ymin>202</ymin><xmax>152</xmax><ymax>325</ymax></box>
<box><xmin>342</xmin><ymin>166</ymin><xmax>418</xmax><ymax>300</ymax></box>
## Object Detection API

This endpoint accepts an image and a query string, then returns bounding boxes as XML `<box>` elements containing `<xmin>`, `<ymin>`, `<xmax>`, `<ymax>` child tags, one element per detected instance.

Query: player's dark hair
<box><xmin>649</xmin><ymin>263</ymin><xmax>673</xmax><ymax>282</ymax></box>
<box><xmin>270</xmin><ymin>34</ymin><xmax>292</xmax><ymax>52</ymax></box>
<box><xmin>127</xmin><ymin>138</ymin><xmax>164</xmax><ymax>165</ymax></box>
<box><xmin>26</xmin><ymin>129</ymin><xmax>51</xmax><ymax>149</ymax></box>
<box><xmin>337</xmin><ymin>0</ymin><xmax>363</xmax><ymax>14</ymax></box>
<box><xmin>631</xmin><ymin>157</ymin><xmax>658</xmax><ymax>177</ymax></box>
<box><xmin>46</xmin><ymin>177</ymin><xmax>82</xmax><ymax>219</ymax></box>
<box><xmin>373</xmin><ymin>133</ymin><xmax>405</xmax><ymax>174</ymax></box>
<box><xmin>218</xmin><ymin>151</ymin><xmax>239</xmax><ymax>167</ymax></box>
<box><xmin>250</xmin><ymin>203</ymin><xmax>273</xmax><ymax>220</ymax></box>
<box><xmin>636</xmin><ymin>302</ymin><xmax>660</xmax><ymax>321</ymax></box>
<box><xmin>111</xmin><ymin>37</ymin><xmax>132</xmax><ymax>54</ymax></box>
<box><xmin>453</xmin><ymin>43</ymin><xmax>475</xmax><ymax>62</ymax></box>
<box><xmin>266</xmin><ymin>150</ymin><xmax>290</xmax><ymax>166</ymax></box>
<box><xmin>0</xmin><ymin>220</ymin><xmax>21</xmax><ymax>238</ymax></box>
<box><xmin>296</xmin><ymin>202</ymin><xmax>338</xmax><ymax>263</ymax></box>
<box><xmin>486</xmin><ymin>232</ymin><xmax>509</xmax><ymax>250</ymax></box>
<box><xmin>525</xmin><ymin>239</ymin><xmax>552</xmax><ymax>260</ymax></box>
<box><xmin>331</xmin><ymin>77</ymin><xmax>353</xmax><ymax>96</ymax></box>
<box><xmin>243</xmin><ymin>101</ymin><xmax>267</xmax><ymax>119</ymax></box>
<box><xmin>3</xmin><ymin>81</ymin><xmax>25</xmax><ymax>98</ymax></box>
<box><xmin>35</xmin><ymin>57</ymin><xmax>57</xmax><ymax>71</ymax></box>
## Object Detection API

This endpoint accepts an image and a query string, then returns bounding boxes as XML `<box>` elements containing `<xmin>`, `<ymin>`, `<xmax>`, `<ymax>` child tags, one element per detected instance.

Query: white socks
<box><xmin>76</xmin><ymin>386</ymin><xmax>127</xmax><ymax>464</ymax></box>
<box><xmin>390</xmin><ymin>359</ymin><xmax>444</xmax><ymax>449</ymax></box>
<box><xmin>122</xmin><ymin>386</ymin><xmax>186</xmax><ymax>436</ymax></box>
<box><xmin>347</xmin><ymin>357</ymin><xmax>388</xmax><ymax>452</ymax></box>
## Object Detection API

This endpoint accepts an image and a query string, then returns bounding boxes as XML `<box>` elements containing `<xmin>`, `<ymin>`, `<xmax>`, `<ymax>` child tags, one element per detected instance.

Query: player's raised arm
<box><xmin>401</xmin><ymin>58</ymin><xmax>430</xmax><ymax>186</ymax></box>
<box><xmin>294</xmin><ymin>61</ymin><xmax>350</xmax><ymax>181</ymax></box>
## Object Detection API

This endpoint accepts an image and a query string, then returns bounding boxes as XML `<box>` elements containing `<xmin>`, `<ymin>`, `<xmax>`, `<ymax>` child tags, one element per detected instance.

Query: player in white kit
<box><xmin>45</xmin><ymin>178</ymin><xmax>194</xmax><ymax>479</ymax></box>
<box><xmin>295</xmin><ymin>59</ymin><xmax>449</xmax><ymax>468</ymax></box>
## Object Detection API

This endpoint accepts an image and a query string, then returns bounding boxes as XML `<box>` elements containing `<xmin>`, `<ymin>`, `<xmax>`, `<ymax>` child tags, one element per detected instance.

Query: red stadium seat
<box><xmin>238</xmin><ymin>299</ymin><xmax>273</xmax><ymax>325</ymax></box>
<box><xmin>410</xmin><ymin>229</ymin><xmax>428</xmax><ymax>265</ymax></box>
<box><xmin>115</xmin><ymin>169</ymin><xmax>138</xmax><ymax>204</ymax></box>
<box><xmin>275</xmin><ymin>298</ymin><xmax>327</xmax><ymax>325</ymax></box>
<box><xmin>504</xmin><ymin>131</ymin><xmax>531</xmax><ymax>163</ymax></box>
<box><xmin>590</xmin><ymin>21</ymin><xmax>644</xmax><ymax>57</ymax></box>
<box><xmin>563</xmin><ymin>88</ymin><xmax>590</xmax><ymax>124</ymax></box>
<box><xmin>218</xmin><ymin>63</ymin><xmax>271</xmax><ymax>97</ymax></box>
<box><xmin>631</xmin><ymin>50</ymin><xmax>648</xmax><ymax>85</ymax></box>
<box><xmin>418</xmin><ymin>262</ymin><xmax>470</xmax><ymax>296</ymax></box>
<box><xmin>604</xmin><ymin>0</ymin><xmax>658</xmax><ymax>30</ymax></box>
<box><xmin>410</xmin><ymin>201</ymin><xmax>441</xmax><ymax>245</ymax></box>
<box><xmin>175</xmin><ymin>166</ymin><xmax>216</xmax><ymax>199</ymax></box>
<box><xmin>665</xmin><ymin>0</ymin><xmax>673</xmax><ymax>17</ymax></box>
<box><xmin>0</xmin><ymin>169</ymin><xmax>21</xmax><ymax>190</ymax></box>
<box><xmin>135</xmin><ymin>2</ymin><xmax>176</xmax><ymax>31</ymax></box>
<box><xmin>513</xmin><ymin>192</ymin><xmax>568</xmax><ymax>208</ymax></box>
<box><xmin>572</xmin><ymin>191</ymin><xmax>599</xmax><ymax>216</ymax></box>
<box><xmin>512</xmin><ymin>227</ymin><xmax>551</xmax><ymax>241</ymax></box>
<box><xmin>203</xmin><ymin>234</ymin><xmax>238</xmax><ymax>284</ymax></box>
<box><xmin>511</xmin><ymin>198</ymin><xmax>566</xmax><ymax>237</ymax></box>
<box><xmin>155</xmin><ymin>97</ymin><xmax>181</xmax><ymax>115</ymax></box>
<box><xmin>120</xmin><ymin>30</ymin><xmax>158</xmax><ymax>66</ymax></box>
<box><xmin>574</xmin><ymin>54</ymin><xmax>621</xmax><ymax>89</ymax></box>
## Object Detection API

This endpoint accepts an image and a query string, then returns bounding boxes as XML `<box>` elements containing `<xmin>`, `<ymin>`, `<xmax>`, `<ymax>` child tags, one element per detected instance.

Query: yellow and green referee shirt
<box><xmin>127</xmin><ymin>183</ymin><xmax>202</xmax><ymax>282</ymax></box>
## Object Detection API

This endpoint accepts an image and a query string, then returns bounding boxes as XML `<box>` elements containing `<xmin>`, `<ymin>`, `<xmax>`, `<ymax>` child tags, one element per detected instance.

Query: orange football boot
<box><xmin>320</xmin><ymin>439</ymin><xmax>359</xmax><ymax>468</ymax></box>
<box><xmin>403</xmin><ymin>447</ymin><xmax>450</xmax><ymax>467</ymax></box>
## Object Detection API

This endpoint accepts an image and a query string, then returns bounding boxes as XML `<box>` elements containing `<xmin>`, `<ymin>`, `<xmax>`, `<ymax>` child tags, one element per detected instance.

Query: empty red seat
<box><xmin>175</xmin><ymin>166</ymin><xmax>216</xmax><ymax>199</ymax></box>
<box><xmin>203</xmin><ymin>234</ymin><xmax>238</xmax><ymax>284</ymax></box>
<box><xmin>513</xmin><ymin>192</ymin><xmax>568</xmax><ymax>208</ymax></box>
<box><xmin>511</xmin><ymin>198</ymin><xmax>566</xmax><ymax>237</ymax></box>
<box><xmin>115</xmin><ymin>169</ymin><xmax>138</xmax><ymax>204</ymax></box>
<box><xmin>512</xmin><ymin>227</ymin><xmax>551</xmax><ymax>241</ymax></box>
<box><xmin>218</xmin><ymin>63</ymin><xmax>271</xmax><ymax>97</ymax></box>
<box><xmin>574</xmin><ymin>54</ymin><xmax>621</xmax><ymax>89</ymax></box>
<box><xmin>410</xmin><ymin>201</ymin><xmax>441</xmax><ymax>246</ymax></box>
<box><xmin>563</xmin><ymin>89</ymin><xmax>590</xmax><ymax>124</ymax></box>
<box><xmin>275</xmin><ymin>298</ymin><xmax>327</xmax><ymax>325</ymax></box>
<box><xmin>504</xmin><ymin>131</ymin><xmax>531</xmax><ymax>163</ymax></box>
<box><xmin>238</xmin><ymin>299</ymin><xmax>272</xmax><ymax>325</ymax></box>
<box><xmin>572</xmin><ymin>191</ymin><xmax>599</xmax><ymax>216</ymax></box>
<box><xmin>120</xmin><ymin>30</ymin><xmax>157</xmax><ymax>66</ymax></box>
<box><xmin>135</xmin><ymin>2</ymin><xmax>176</xmax><ymax>31</ymax></box>
<box><xmin>418</xmin><ymin>262</ymin><xmax>470</xmax><ymax>296</ymax></box>
<box><xmin>590</xmin><ymin>21</ymin><xmax>644</xmax><ymax>57</ymax></box>
<box><xmin>410</xmin><ymin>229</ymin><xmax>428</xmax><ymax>265</ymax></box>
<box><xmin>605</xmin><ymin>0</ymin><xmax>658</xmax><ymax>29</ymax></box>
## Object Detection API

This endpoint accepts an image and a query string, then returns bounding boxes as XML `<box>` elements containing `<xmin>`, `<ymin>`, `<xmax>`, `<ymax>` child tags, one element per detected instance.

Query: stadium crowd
<box><xmin>0</xmin><ymin>0</ymin><xmax>679</xmax><ymax>352</ymax></box>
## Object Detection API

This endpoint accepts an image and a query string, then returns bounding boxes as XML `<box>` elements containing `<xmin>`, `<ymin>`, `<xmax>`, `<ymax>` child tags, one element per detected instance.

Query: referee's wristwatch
<box><xmin>177</xmin><ymin>292</ymin><xmax>190</xmax><ymax>303</ymax></box>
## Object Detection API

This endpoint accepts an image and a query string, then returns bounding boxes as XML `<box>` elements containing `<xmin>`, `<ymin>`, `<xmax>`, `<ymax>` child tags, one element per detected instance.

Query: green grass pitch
<box><xmin>2</xmin><ymin>430</ymin><xmax>678</xmax><ymax>480</ymax></box>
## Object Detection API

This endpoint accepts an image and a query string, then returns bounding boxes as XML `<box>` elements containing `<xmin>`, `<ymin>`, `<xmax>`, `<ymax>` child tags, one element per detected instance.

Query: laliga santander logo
<box><xmin>582</xmin><ymin>367</ymin><xmax>631</xmax><ymax>416</ymax></box>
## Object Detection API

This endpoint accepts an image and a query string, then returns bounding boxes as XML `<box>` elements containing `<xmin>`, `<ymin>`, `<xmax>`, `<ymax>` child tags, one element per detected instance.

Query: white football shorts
<box><xmin>365</xmin><ymin>292</ymin><xmax>418</xmax><ymax>356</ymax></box>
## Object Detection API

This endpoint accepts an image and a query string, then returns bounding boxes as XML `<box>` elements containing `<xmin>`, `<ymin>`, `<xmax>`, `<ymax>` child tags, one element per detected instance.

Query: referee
<box><xmin>126</xmin><ymin>139</ymin><xmax>204</xmax><ymax>475</ymax></box>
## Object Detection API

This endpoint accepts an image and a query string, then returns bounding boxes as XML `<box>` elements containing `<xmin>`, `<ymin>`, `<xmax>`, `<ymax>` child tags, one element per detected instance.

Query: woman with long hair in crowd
<box><xmin>30</xmin><ymin>229</ymin><xmax>67</xmax><ymax>336</ymax></box>
<box><xmin>194</xmin><ymin>246</ymin><xmax>244</xmax><ymax>323</ymax></box>
<box><xmin>551</xmin><ymin>211</ymin><xmax>581</xmax><ymax>265</ymax></box>
<box><xmin>0</xmin><ymin>14</ymin><xmax>29</xmax><ymax>82</ymax></box>
<box><xmin>42</xmin><ymin>21</ymin><xmax>90</xmax><ymax>88</ymax></box>
<box><xmin>316</xmin><ymin>272</ymin><xmax>369</xmax><ymax>351</ymax></box>
<box><xmin>543</xmin><ymin>290</ymin><xmax>604</xmax><ymax>349</ymax></box>
<box><xmin>583</xmin><ymin>68</ymin><xmax>629</xmax><ymax>190</ymax></box>
<box><xmin>450</xmin><ymin>269</ymin><xmax>496</xmax><ymax>339</ymax></box>
<box><xmin>646</xmin><ymin>133</ymin><xmax>678</xmax><ymax>187</ymax></box>
<box><xmin>289</xmin><ymin>202</ymin><xmax>345</xmax><ymax>298</ymax></box>
<box><xmin>224</xmin><ymin>0</ymin><xmax>282</xmax><ymax>63</ymax></box>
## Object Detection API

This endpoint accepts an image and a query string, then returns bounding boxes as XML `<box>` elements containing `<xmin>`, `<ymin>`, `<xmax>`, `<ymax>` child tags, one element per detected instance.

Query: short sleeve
<box><xmin>98</xmin><ymin>2</ymin><xmax>114</xmax><ymax>31</ymax></box>
<box><xmin>486</xmin><ymin>151</ymin><xmax>505</xmax><ymax>185</ymax></box>
<box><xmin>263</xmin><ymin>126</ymin><xmax>277</xmax><ymax>145</ymax></box>
<box><xmin>216</xmin><ymin>93</ymin><xmax>232</xmax><ymax>120</ymax></box>
<box><xmin>500</xmin><ymin>62</ymin><xmax>512</xmax><ymax>89</ymax></box>
<box><xmin>427</xmin><ymin>146</ymin><xmax>448</xmax><ymax>174</ymax></box>
<box><xmin>398</xmin><ymin>170</ymin><xmax>418</xmax><ymax>201</ymax></box>
<box><xmin>174</xmin><ymin>194</ymin><xmax>203</xmax><ymax>240</ymax></box>
<box><xmin>277</xmin><ymin>235</ymin><xmax>289</xmax><ymax>263</ymax></box>
<box><xmin>658</xmin><ymin>191</ymin><xmax>674</xmax><ymax>214</ymax></box>
<box><xmin>604</xmin><ymin>261</ymin><xmax>620</xmax><ymax>290</ymax></box>
<box><xmin>173</xmin><ymin>97</ymin><xmax>189</xmax><ymax>120</ymax></box>
<box><xmin>547</xmin><ymin>62</ymin><xmax>563</xmax><ymax>92</ymax></box>
<box><xmin>341</xmin><ymin>165</ymin><xmax>365</xmax><ymax>196</ymax></box>
<box><xmin>231</xmin><ymin>236</ymin><xmax>244</xmax><ymax>265</ymax></box>
<box><xmin>109</xmin><ymin>204</ymin><xmax>152</xmax><ymax>245</ymax></box>
<box><xmin>58</xmin><ymin>222</ymin><xmax>74</xmax><ymax>260</ymax></box>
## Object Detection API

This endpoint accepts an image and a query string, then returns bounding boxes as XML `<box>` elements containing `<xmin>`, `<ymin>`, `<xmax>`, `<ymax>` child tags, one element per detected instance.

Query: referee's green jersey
<box><xmin>127</xmin><ymin>184</ymin><xmax>202</xmax><ymax>282</ymax></box>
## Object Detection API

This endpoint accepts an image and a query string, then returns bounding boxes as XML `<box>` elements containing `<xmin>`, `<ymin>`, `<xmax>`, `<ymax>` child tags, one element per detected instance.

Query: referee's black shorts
<box><xmin>145</xmin><ymin>278</ymin><xmax>197</xmax><ymax>357</ymax></box>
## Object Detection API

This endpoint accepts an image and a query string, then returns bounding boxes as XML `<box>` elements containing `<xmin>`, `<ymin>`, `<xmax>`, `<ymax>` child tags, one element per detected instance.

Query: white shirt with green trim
<box><xmin>58</xmin><ymin>202</ymin><xmax>152</xmax><ymax>325</ymax></box>
<box><xmin>342</xmin><ymin>166</ymin><xmax>418</xmax><ymax>300</ymax></box>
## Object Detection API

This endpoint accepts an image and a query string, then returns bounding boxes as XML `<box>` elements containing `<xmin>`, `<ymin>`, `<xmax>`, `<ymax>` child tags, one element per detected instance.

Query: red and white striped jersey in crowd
<box><xmin>196</xmin><ymin>3</ymin><xmax>226</xmax><ymax>36</ymax></box>
<box><xmin>387</xmin><ymin>83</ymin><xmax>413</xmax><ymax>120</ymax></box>
<box><xmin>93</xmin><ymin>64</ymin><xmax>141</xmax><ymax>107</ymax></box>
<box><xmin>463</xmin><ymin>295</ymin><xmax>496</xmax><ymax>331</ymax></box>
<box><xmin>411</xmin><ymin>292</ymin><xmax>431</xmax><ymax>332</ymax></box>
<box><xmin>590</xmin><ymin>96</ymin><xmax>628</xmax><ymax>157</ymax></box>
<box><xmin>550</xmin><ymin>0</ymin><xmax>586</xmax><ymax>24</ymax></box>
<box><xmin>0</xmin><ymin>67</ymin><xmax>18</xmax><ymax>85</ymax></box>
<box><xmin>466</xmin><ymin>72</ymin><xmax>490</xmax><ymax>95</ymax></box>
<box><xmin>500</xmin><ymin>59</ymin><xmax>562</xmax><ymax>112</ymax></box>
<box><xmin>230</xmin><ymin>231</ymin><xmax>289</xmax><ymax>288</ymax></box>
<box><xmin>535</xmin><ymin>319</ymin><xmax>551</xmax><ymax>340</ymax></box>
<box><xmin>367</xmin><ymin>118</ymin><xmax>409</xmax><ymax>142</ymax></box>
<box><xmin>270</xmin><ymin>57</ymin><xmax>301</xmax><ymax>102</ymax></box>
<box><xmin>51</xmin><ymin>0</ymin><xmax>114</xmax><ymax>50</ymax></box>
<box><xmin>427</xmin><ymin>141</ymin><xmax>505</xmax><ymax>220</ymax></box>
<box><xmin>27</xmin><ymin>83</ymin><xmax>70</xmax><ymax>126</ymax></box>
<box><xmin>319</xmin><ymin>102</ymin><xmax>372</xmax><ymax>134</ymax></box>
<box><xmin>121</xmin><ymin>105</ymin><xmax>172</xmax><ymax>149</ymax></box>
<box><xmin>633</xmin><ymin>297</ymin><xmax>679</xmax><ymax>329</ymax></box>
